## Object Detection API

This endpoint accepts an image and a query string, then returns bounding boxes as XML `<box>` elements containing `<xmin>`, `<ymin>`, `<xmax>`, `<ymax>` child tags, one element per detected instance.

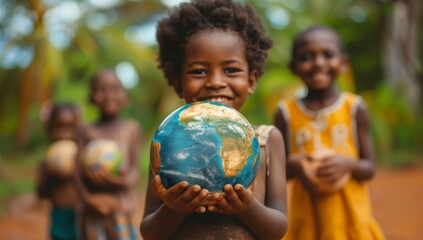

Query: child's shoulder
<box><xmin>276</xmin><ymin>96</ymin><xmax>300</xmax><ymax>113</ymax></box>
<box><xmin>278</xmin><ymin>95</ymin><xmax>298</xmax><ymax>105</ymax></box>
<box><xmin>341</xmin><ymin>92</ymin><xmax>365</xmax><ymax>111</ymax></box>
<box><xmin>122</xmin><ymin>119</ymin><xmax>141</xmax><ymax>132</ymax></box>
<box><xmin>254</xmin><ymin>124</ymin><xmax>284</xmax><ymax>154</ymax></box>
<box><xmin>255</xmin><ymin>125</ymin><xmax>277</xmax><ymax>147</ymax></box>
<box><xmin>123</xmin><ymin>118</ymin><xmax>140</xmax><ymax>127</ymax></box>
<box><xmin>342</xmin><ymin>91</ymin><xmax>362</xmax><ymax>100</ymax></box>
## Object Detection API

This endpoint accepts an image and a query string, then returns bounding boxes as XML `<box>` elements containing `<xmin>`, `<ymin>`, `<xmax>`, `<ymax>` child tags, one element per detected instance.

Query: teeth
<box><xmin>206</xmin><ymin>97</ymin><xmax>228</xmax><ymax>103</ymax></box>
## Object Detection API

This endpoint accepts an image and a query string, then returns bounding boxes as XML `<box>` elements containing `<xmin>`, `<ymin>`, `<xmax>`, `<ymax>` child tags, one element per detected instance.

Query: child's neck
<box><xmin>98</xmin><ymin>113</ymin><xmax>121</xmax><ymax>125</ymax></box>
<box><xmin>303</xmin><ymin>87</ymin><xmax>340</xmax><ymax>111</ymax></box>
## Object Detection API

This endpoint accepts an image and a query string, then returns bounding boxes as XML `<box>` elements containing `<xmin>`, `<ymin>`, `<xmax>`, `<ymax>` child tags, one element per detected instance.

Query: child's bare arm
<box><xmin>349</xmin><ymin>102</ymin><xmax>376</xmax><ymax>180</ymax></box>
<box><xmin>274</xmin><ymin>106</ymin><xmax>310</xmax><ymax>181</ymax></box>
<box><xmin>36</xmin><ymin>161</ymin><xmax>51</xmax><ymax>198</ymax></box>
<box><xmin>140</xmin><ymin>172</ymin><xmax>208</xmax><ymax>240</ymax></box>
<box><xmin>124</xmin><ymin>121</ymin><xmax>141</xmax><ymax>186</ymax></box>
<box><xmin>238</xmin><ymin>128</ymin><xmax>288</xmax><ymax>239</ymax></box>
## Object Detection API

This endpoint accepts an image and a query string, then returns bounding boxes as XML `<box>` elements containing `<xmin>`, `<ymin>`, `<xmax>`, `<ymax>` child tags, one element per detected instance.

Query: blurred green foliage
<box><xmin>0</xmin><ymin>0</ymin><xmax>422</xmax><ymax>177</ymax></box>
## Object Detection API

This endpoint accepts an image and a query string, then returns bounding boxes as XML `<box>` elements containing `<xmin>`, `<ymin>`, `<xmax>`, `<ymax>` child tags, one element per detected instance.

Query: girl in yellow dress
<box><xmin>274</xmin><ymin>25</ymin><xmax>385</xmax><ymax>240</ymax></box>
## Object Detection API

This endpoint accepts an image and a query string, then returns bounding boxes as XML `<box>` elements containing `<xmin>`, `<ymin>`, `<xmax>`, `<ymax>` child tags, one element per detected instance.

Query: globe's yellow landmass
<box><xmin>179</xmin><ymin>102</ymin><xmax>244</xmax><ymax>123</ymax></box>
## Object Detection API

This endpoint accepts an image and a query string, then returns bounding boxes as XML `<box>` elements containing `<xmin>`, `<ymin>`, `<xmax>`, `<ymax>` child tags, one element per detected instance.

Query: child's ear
<box><xmin>39</xmin><ymin>100</ymin><xmax>52</xmax><ymax>124</ymax></box>
<box><xmin>124</xmin><ymin>93</ymin><xmax>130</xmax><ymax>105</ymax></box>
<box><xmin>289</xmin><ymin>60</ymin><xmax>298</xmax><ymax>75</ymax></box>
<box><xmin>247</xmin><ymin>70</ymin><xmax>259</xmax><ymax>95</ymax></box>
<box><xmin>340</xmin><ymin>55</ymin><xmax>350</xmax><ymax>73</ymax></box>
<box><xmin>176</xmin><ymin>89</ymin><xmax>184</xmax><ymax>99</ymax></box>
<box><xmin>174</xmin><ymin>78</ymin><xmax>184</xmax><ymax>98</ymax></box>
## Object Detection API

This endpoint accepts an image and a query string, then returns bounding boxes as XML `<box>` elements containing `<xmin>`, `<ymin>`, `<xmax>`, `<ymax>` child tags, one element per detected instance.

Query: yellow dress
<box><xmin>279</xmin><ymin>92</ymin><xmax>384</xmax><ymax>240</ymax></box>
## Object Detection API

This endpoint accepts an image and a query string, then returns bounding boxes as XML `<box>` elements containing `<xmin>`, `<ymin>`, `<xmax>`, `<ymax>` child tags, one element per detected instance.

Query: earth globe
<box><xmin>82</xmin><ymin>139</ymin><xmax>124</xmax><ymax>176</ymax></box>
<box><xmin>45</xmin><ymin>140</ymin><xmax>77</xmax><ymax>177</ymax></box>
<box><xmin>151</xmin><ymin>101</ymin><xmax>261</xmax><ymax>193</ymax></box>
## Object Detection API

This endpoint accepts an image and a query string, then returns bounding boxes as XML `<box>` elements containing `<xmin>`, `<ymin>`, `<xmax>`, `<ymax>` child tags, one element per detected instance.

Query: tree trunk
<box><xmin>383</xmin><ymin>0</ymin><xmax>421</xmax><ymax>112</ymax></box>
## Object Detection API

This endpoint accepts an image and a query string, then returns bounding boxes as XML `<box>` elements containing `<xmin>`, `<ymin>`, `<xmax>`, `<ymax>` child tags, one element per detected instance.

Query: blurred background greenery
<box><xmin>0</xmin><ymin>0</ymin><xmax>422</xmax><ymax>203</ymax></box>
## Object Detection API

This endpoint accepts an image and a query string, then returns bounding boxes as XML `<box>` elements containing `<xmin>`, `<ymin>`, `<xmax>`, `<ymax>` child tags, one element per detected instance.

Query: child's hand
<box><xmin>288</xmin><ymin>153</ymin><xmax>319</xmax><ymax>191</ymax></box>
<box><xmin>152</xmin><ymin>175</ymin><xmax>208</xmax><ymax>213</ymax></box>
<box><xmin>315</xmin><ymin>154</ymin><xmax>353</xmax><ymax>184</ymax></box>
<box><xmin>207</xmin><ymin>184</ymin><xmax>253</xmax><ymax>214</ymax></box>
<box><xmin>299</xmin><ymin>160</ymin><xmax>322</xmax><ymax>192</ymax></box>
<box><xmin>86</xmin><ymin>168</ymin><xmax>125</xmax><ymax>188</ymax></box>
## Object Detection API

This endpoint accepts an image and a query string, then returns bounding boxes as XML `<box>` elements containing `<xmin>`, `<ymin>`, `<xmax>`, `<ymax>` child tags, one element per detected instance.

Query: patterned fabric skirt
<box><xmin>81</xmin><ymin>212</ymin><xmax>137</xmax><ymax>240</ymax></box>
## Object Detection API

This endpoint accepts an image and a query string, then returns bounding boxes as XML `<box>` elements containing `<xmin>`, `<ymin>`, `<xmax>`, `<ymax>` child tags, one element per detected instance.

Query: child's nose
<box><xmin>205</xmin><ymin>72</ymin><xmax>227</xmax><ymax>88</ymax></box>
<box><xmin>314</xmin><ymin>55</ymin><xmax>326</xmax><ymax>67</ymax></box>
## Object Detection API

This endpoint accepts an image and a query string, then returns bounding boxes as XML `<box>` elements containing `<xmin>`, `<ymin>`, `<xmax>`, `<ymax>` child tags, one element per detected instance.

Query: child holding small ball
<box><xmin>75</xmin><ymin>69</ymin><xmax>142</xmax><ymax>240</ymax></box>
<box><xmin>36</xmin><ymin>103</ymin><xmax>81</xmax><ymax>240</ymax></box>
<box><xmin>274</xmin><ymin>25</ymin><xmax>385</xmax><ymax>239</ymax></box>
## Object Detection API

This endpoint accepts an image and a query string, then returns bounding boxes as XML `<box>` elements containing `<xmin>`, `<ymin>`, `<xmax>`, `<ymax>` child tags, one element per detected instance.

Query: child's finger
<box><xmin>194</xmin><ymin>205</ymin><xmax>206</xmax><ymax>213</ymax></box>
<box><xmin>223</xmin><ymin>184</ymin><xmax>242</xmax><ymax>207</ymax></box>
<box><xmin>189</xmin><ymin>188</ymin><xmax>209</xmax><ymax>205</ymax></box>
<box><xmin>213</xmin><ymin>192</ymin><xmax>229</xmax><ymax>208</ymax></box>
<box><xmin>152</xmin><ymin>175</ymin><xmax>167</xmax><ymax>196</ymax></box>
<box><xmin>177</xmin><ymin>184</ymin><xmax>201</xmax><ymax>203</ymax></box>
<box><xmin>207</xmin><ymin>205</ymin><xmax>223</xmax><ymax>213</ymax></box>
<box><xmin>316</xmin><ymin>165</ymin><xmax>336</xmax><ymax>177</ymax></box>
<box><xmin>183</xmin><ymin>187</ymin><xmax>208</xmax><ymax>209</ymax></box>
<box><xmin>234</xmin><ymin>184</ymin><xmax>252</xmax><ymax>203</ymax></box>
<box><xmin>166</xmin><ymin>181</ymin><xmax>189</xmax><ymax>200</ymax></box>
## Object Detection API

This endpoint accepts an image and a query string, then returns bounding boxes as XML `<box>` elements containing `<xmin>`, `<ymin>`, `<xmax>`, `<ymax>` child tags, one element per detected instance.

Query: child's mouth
<box><xmin>203</xmin><ymin>97</ymin><xmax>230</xmax><ymax>103</ymax></box>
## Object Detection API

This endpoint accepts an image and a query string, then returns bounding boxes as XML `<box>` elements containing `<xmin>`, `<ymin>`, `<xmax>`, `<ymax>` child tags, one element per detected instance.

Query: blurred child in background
<box><xmin>75</xmin><ymin>69</ymin><xmax>142</xmax><ymax>240</ymax></box>
<box><xmin>36</xmin><ymin>103</ymin><xmax>81</xmax><ymax>240</ymax></box>
<box><xmin>140</xmin><ymin>0</ymin><xmax>288</xmax><ymax>239</ymax></box>
<box><xmin>274</xmin><ymin>25</ymin><xmax>385</xmax><ymax>239</ymax></box>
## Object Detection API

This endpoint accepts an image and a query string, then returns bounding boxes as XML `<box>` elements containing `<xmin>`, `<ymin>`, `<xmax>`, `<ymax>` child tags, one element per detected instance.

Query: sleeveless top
<box><xmin>171</xmin><ymin>125</ymin><xmax>274</xmax><ymax>240</ymax></box>
<box><xmin>279</xmin><ymin>92</ymin><xmax>385</xmax><ymax>240</ymax></box>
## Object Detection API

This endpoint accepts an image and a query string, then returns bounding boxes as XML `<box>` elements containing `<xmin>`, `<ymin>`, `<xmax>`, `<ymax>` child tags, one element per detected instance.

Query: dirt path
<box><xmin>1</xmin><ymin>167</ymin><xmax>422</xmax><ymax>240</ymax></box>
<box><xmin>369</xmin><ymin>167</ymin><xmax>423</xmax><ymax>240</ymax></box>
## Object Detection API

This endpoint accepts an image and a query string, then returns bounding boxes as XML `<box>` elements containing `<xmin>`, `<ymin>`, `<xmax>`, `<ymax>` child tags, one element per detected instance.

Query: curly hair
<box><xmin>156</xmin><ymin>0</ymin><xmax>273</xmax><ymax>94</ymax></box>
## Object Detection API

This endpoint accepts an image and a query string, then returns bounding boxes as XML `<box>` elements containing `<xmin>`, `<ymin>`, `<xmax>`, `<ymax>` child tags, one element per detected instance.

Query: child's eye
<box><xmin>94</xmin><ymin>88</ymin><xmax>106</xmax><ymax>94</ymax></box>
<box><xmin>298</xmin><ymin>53</ymin><xmax>314</xmax><ymax>62</ymax></box>
<box><xmin>224</xmin><ymin>68</ymin><xmax>240</xmax><ymax>74</ymax></box>
<box><xmin>323</xmin><ymin>51</ymin><xmax>336</xmax><ymax>59</ymax></box>
<box><xmin>189</xmin><ymin>69</ymin><xmax>207</xmax><ymax>75</ymax></box>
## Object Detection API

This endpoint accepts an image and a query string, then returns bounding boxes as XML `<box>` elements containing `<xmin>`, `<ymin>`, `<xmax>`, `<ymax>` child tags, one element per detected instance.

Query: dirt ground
<box><xmin>0</xmin><ymin>167</ymin><xmax>422</xmax><ymax>240</ymax></box>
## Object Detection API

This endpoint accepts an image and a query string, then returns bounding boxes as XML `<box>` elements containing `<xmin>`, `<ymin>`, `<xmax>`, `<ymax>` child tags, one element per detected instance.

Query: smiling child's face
<box><xmin>179</xmin><ymin>29</ymin><xmax>257</xmax><ymax>111</ymax></box>
<box><xmin>49</xmin><ymin>108</ymin><xmax>78</xmax><ymax>142</ymax></box>
<box><xmin>291</xmin><ymin>29</ymin><xmax>347</xmax><ymax>91</ymax></box>
<box><xmin>90</xmin><ymin>71</ymin><xmax>128</xmax><ymax>117</ymax></box>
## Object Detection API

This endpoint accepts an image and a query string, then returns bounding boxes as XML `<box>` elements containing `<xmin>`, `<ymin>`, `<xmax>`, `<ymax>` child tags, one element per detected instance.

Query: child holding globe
<box><xmin>36</xmin><ymin>103</ymin><xmax>81</xmax><ymax>240</ymax></box>
<box><xmin>75</xmin><ymin>69</ymin><xmax>142</xmax><ymax>240</ymax></box>
<box><xmin>273</xmin><ymin>25</ymin><xmax>385</xmax><ymax>239</ymax></box>
<box><xmin>140</xmin><ymin>0</ymin><xmax>288</xmax><ymax>239</ymax></box>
